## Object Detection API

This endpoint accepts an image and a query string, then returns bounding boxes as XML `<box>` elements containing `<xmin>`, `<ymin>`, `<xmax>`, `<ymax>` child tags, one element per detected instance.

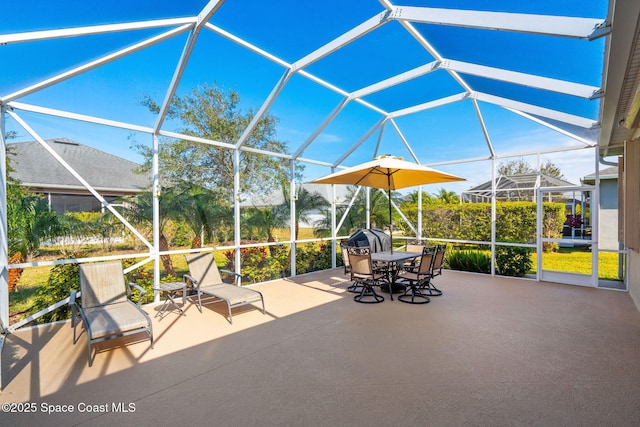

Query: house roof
<box><xmin>465</xmin><ymin>173</ymin><xmax>576</xmax><ymax>193</ymax></box>
<box><xmin>7</xmin><ymin>138</ymin><xmax>149</xmax><ymax>193</ymax></box>
<box><xmin>582</xmin><ymin>166</ymin><xmax>619</xmax><ymax>183</ymax></box>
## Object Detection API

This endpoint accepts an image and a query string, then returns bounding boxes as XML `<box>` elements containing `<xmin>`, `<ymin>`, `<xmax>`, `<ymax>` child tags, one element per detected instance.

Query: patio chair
<box><xmin>70</xmin><ymin>261</ymin><xmax>154</xmax><ymax>367</ymax></box>
<box><xmin>347</xmin><ymin>246</ymin><xmax>385</xmax><ymax>303</ymax></box>
<box><xmin>420</xmin><ymin>243</ymin><xmax>446</xmax><ymax>296</ymax></box>
<box><xmin>184</xmin><ymin>252</ymin><xmax>265</xmax><ymax>324</ymax></box>
<box><xmin>340</xmin><ymin>241</ymin><xmax>352</xmax><ymax>276</ymax></box>
<box><xmin>397</xmin><ymin>248</ymin><xmax>434</xmax><ymax>304</ymax></box>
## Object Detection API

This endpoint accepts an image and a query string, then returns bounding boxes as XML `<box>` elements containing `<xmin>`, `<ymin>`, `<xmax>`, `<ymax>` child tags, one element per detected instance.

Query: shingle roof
<box><xmin>7</xmin><ymin>138</ymin><xmax>149</xmax><ymax>193</ymax></box>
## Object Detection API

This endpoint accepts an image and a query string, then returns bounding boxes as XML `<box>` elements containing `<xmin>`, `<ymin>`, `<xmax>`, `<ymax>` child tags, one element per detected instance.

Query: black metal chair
<box><xmin>347</xmin><ymin>246</ymin><xmax>385</xmax><ymax>303</ymax></box>
<box><xmin>397</xmin><ymin>247</ymin><xmax>434</xmax><ymax>304</ymax></box>
<box><xmin>420</xmin><ymin>243</ymin><xmax>446</xmax><ymax>296</ymax></box>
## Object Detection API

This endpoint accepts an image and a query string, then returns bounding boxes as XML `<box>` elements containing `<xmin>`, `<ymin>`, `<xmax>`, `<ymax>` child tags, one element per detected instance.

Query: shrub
<box><xmin>224</xmin><ymin>245</ymin><xmax>287</xmax><ymax>284</ymax></box>
<box><xmin>31</xmin><ymin>258</ymin><xmax>82</xmax><ymax>323</ymax></box>
<box><xmin>495</xmin><ymin>245</ymin><xmax>533</xmax><ymax>277</ymax></box>
<box><xmin>446</xmin><ymin>250</ymin><xmax>491</xmax><ymax>274</ymax></box>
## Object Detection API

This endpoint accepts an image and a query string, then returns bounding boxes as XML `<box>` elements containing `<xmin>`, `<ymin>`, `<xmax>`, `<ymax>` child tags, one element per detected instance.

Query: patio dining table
<box><xmin>371</xmin><ymin>250</ymin><xmax>422</xmax><ymax>301</ymax></box>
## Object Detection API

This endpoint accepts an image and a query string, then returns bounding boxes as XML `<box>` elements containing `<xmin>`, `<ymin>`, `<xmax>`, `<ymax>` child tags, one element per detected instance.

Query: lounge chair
<box><xmin>70</xmin><ymin>261</ymin><xmax>154</xmax><ymax>367</ymax></box>
<box><xmin>347</xmin><ymin>246</ymin><xmax>386</xmax><ymax>303</ymax></box>
<box><xmin>184</xmin><ymin>252</ymin><xmax>265</xmax><ymax>324</ymax></box>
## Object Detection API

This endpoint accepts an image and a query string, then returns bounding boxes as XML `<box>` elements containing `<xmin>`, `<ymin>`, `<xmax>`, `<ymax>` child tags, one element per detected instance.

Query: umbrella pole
<box><xmin>388</xmin><ymin>187</ymin><xmax>393</xmax><ymax>254</ymax></box>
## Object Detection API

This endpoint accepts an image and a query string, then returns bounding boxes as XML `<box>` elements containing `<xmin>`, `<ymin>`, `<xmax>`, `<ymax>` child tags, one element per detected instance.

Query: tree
<box><xmin>244</xmin><ymin>206</ymin><xmax>287</xmax><ymax>255</ymax></box>
<box><xmin>432</xmin><ymin>187</ymin><xmax>459</xmax><ymax>204</ymax></box>
<box><xmin>9</xmin><ymin>194</ymin><xmax>62</xmax><ymax>260</ymax></box>
<box><xmin>497</xmin><ymin>159</ymin><xmax>564</xmax><ymax>179</ymax></box>
<box><xmin>282</xmin><ymin>184</ymin><xmax>329</xmax><ymax>240</ymax></box>
<box><xmin>122</xmin><ymin>191</ymin><xmax>179</xmax><ymax>276</ymax></box>
<box><xmin>313</xmin><ymin>187</ymin><xmax>398</xmax><ymax>237</ymax></box>
<box><xmin>174</xmin><ymin>186</ymin><xmax>232</xmax><ymax>248</ymax></box>
<box><xmin>135</xmin><ymin>82</ymin><xmax>295</xmax><ymax>203</ymax></box>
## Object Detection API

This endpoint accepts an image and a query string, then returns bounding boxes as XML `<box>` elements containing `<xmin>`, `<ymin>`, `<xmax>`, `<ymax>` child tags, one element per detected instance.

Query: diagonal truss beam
<box><xmin>441</xmin><ymin>59</ymin><xmax>602</xmax><ymax>99</ymax></box>
<box><xmin>391</xmin><ymin>6</ymin><xmax>610</xmax><ymax>40</ymax></box>
<box><xmin>351</xmin><ymin>61</ymin><xmax>440</xmax><ymax>99</ymax></box>
<box><xmin>235</xmin><ymin>69</ymin><xmax>294</xmax><ymax>149</ymax></box>
<box><xmin>7</xmin><ymin>110</ymin><xmax>153</xmax><ymax>250</ymax></box>
<box><xmin>154</xmin><ymin>0</ymin><xmax>226</xmax><ymax>132</ymax></box>
<box><xmin>0</xmin><ymin>18</ymin><xmax>196</xmax><ymax>45</ymax></box>
<box><xmin>333</xmin><ymin>117</ymin><xmax>386</xmax><ymax>167</ymax></box>
<box><xmin>292</xmin><ymin>11</ymin><xmax>391</xmax><ymax>70</ymax></box>
<box><xmin>389</xmin><ymin>92</ymin><xmax>468</xmax><ymax>118</ymax></box>
<box><xmin>473</xmin><ymin>92</ymin><xmax>598</xmax><ymax>129</ymax></box>
<box><xmin>1</xmin><ymin>24</ymin><xmax>193</xmax><ymax>104</ymax></box>
<box><xmin>293</xmin><ymin>97</ymin><xmax>351</xmax><ymax>159</ymax></box>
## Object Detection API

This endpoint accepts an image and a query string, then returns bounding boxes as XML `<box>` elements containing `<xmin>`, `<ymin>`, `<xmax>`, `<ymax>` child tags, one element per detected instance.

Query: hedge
<box><xmin>399</xmin><ymin>201</ymin><xmax>565</xmax><ymax>250</ymax></box>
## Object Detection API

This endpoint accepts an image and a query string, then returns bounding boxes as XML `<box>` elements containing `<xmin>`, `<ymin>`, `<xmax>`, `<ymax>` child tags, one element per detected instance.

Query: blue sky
<box><xmin>1</xmin><ymin>0</ymin><xmax>610</xmax><ymax>194</ymax></box>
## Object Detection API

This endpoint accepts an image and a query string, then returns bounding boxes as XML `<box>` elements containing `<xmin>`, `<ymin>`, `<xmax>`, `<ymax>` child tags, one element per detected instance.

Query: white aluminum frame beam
<box><xmin>473</xmin><ymin>92</ymin><xmax>598</xmax><ymax>129</ymax></box>
<box><xmin>235</xmin><ymin>69</ymin><xmax>293</xmax><ymax>149</ymax></box>
<box><xmin>392</xmin><ymin>6</ymin><xmax>610</xmax><ymax>40</ymax></box>
<box><xmin>389</xmin><ymin>92</ymin><xmax>468</xmax><ymax>118</ymax></box>
<box><xmin>292</xmin><ymin>11</ymin><xmax>391</xmax><ymax>70</ymax></box>
<box><xmin>0</xmin><ymin>18</ymin><xmax>196</xmax><ymax>45</ymax></box>
<box><xmin>350</xmin><ymin>61</ymin><xmax>440</xmax><ymax>99</ymax></box>
<box><xmin>293</xmin><ymin>97</ymin><xmax>351</xmax><ymax>159</ymax></box>
<box><xmin>441</xmin><ymin>59</ymin><xmax>602</xmax><ymax>99</ymax></box>
<box><xmin>1</xmin><ymin>25</ymin><xmax>193</xmax><ymax>104</ymax></box>
<box><xmin>7</xmin><ymin>110</ymin><xmax>153</xmax><ymax>250</ymax></box>
<box><xmin>154</xmin><ymin>0</ymin><xmax>226</xmax><ymax>132</ymax></box>
<box><xmin>333</xmin><ymin>117</ymin><xmax>386</xmax><ymax>167</ymax></box>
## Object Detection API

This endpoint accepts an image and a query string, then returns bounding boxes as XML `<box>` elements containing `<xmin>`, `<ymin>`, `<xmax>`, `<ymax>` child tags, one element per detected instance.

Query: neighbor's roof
<box><xmin>7</xmin><ymin>138</ymin><xmax>149</xmax><ymax>193</ymax></box>
<box><xmin>582</xmin><ymin>166</ymin><xmax>619</xmax><ymax>182</ymax></box>
<box><xmin>465</xmin><ymin>173</ymin><xmax>576</xmax><ymax>193</ymax></box>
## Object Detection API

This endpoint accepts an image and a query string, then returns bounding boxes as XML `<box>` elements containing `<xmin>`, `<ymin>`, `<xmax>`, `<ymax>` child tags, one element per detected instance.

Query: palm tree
<box><xmin>433</xmin><ymin>187</ymin><xmax>459</xmax><ymax>204</ymax></box>
<box><xmin>122</xmin><ymin>191</ymin><xmax>179</xmax><ymax>276</ymax></box>
<box><xmin>175</xmin><ymin>186</ymin><xmax>231</xmax><ymax>248</ymax></box>
<box><xmin>282</xmin><ymin>184</ymin><xmax>329</xmax><ymax>240</ymax></box>
<box><xmin>244</xmin><ymin>206</ymin><xmax>287</xmax><ymax>255</ymax></box>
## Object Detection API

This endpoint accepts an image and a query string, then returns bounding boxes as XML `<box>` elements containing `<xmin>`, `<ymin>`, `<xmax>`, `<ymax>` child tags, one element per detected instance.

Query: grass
<box><xmin>8</xmin><ymin>236</ymin><xmax>624</xmax><ymax>319</ymax></box>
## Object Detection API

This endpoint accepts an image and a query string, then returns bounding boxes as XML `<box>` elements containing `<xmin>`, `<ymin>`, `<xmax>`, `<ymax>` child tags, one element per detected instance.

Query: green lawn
<box><xmin>8</xmin><ymin>245</ymin><xmax>624</xmax><ymax>319</ymax></box>
<box><xmin>530</xmin><ymin>248</ymin><xmax>623</xmax><ymax>280</ymax></box>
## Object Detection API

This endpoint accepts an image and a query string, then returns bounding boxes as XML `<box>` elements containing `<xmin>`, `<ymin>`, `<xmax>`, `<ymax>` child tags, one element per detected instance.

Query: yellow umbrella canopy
<box><xmin>310</xmin><ymin>155</ymin><xmax>465</xmax><ymax>252</ymax></box>
<box><xmin>310</xmin><ymin>155</ymin><xmax>465</xmax><ymax>190</ymax></box>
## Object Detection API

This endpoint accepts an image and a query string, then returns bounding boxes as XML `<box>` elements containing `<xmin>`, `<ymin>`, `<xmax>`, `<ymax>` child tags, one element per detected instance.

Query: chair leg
<box><xmin>422</xmin><ymin>278</ymin><xmax>443</xmax><ymax>296</ymax></box>
<box><xmin>353</xmin><ymin>282</ymin><xmax>384</xmax><ymax>304</ymax></box>
<box><xmin>398</xmin><ymin>281</ymin><xmax>430</xmax><ymax>304</ymax></box>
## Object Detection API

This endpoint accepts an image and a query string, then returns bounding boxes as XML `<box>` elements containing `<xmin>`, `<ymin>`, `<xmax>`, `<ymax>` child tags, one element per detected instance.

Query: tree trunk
<box><xmin>159</xmin><ymin>233</ymin><xmax>176</xmax><ymax>276</ymax></box>
<box><xmin>8</xmin><ymin>253</ymin><xmax>25</xmax><ymax>292</ymax></box>
<box><xmin>191</xmin><ymin>235</ymin><xmax>202</xmax><ymax>249</ymax></box>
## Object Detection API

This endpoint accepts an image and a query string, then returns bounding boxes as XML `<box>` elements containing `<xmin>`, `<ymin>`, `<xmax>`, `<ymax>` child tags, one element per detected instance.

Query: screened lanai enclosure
<box><xmin>0</xmin><ymin>0</ymin><xmax>628</xmax><ymax>330</ymax></box>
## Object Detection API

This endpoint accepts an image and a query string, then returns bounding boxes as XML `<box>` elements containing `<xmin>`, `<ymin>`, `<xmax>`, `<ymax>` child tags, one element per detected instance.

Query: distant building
<box><xmin>8</xmin><ymin>138</ymin><xmax>149</xmax><ymax>213</ymax></box>
<box><xmin>462</xmin><ymin>173</ymin><xmax>576</xmax><ymax>203</ymax></box>
<box><xmin>582</xmin><ymin>166</ymin><xmax>620</xmax><ymax>250</ymax></box>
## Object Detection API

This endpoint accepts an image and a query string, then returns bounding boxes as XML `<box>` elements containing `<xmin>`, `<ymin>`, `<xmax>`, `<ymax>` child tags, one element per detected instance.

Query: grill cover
<box><xmin>347</xmin><ymin>228</ymin><xmax>391</xmax><ymax>252</ymax></box>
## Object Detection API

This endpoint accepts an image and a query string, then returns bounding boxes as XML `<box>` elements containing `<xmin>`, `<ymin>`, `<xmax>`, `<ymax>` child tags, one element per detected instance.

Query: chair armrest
<box><xmin>69</xmin><ymin>289</ymin><xmax>78</xmax><ymax>307</ymax></box>
<box><xmin>128</xmin><ymin>282</ymin><xmax>147</xmax><ymax>306</ymax></box>
<box><xmin>220</xmin><ymin>269</ymin><xmax>241</xmax><ymax>285</ymax></box>
<box><xmin>184</xmin><ymin>274</ymin><xmax>198</xmax><ymax>287</ymax></box>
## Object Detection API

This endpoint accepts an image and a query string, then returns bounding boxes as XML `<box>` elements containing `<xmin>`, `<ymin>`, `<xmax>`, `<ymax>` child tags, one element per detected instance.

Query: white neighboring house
<box><xmin>8</xmin><ymin>138</ymin><xmax>149</xmax><ymax>213</ymax></box>
<box><xmin>582</xmin><ymin>166</ymin><xmax>620</xmax><ymax>251</ymax></box>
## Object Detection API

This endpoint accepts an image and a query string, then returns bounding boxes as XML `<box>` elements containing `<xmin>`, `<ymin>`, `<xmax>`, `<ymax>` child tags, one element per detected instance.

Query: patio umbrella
<box><xmin>310</xmin><ymin>155</ymin><xmax>465</xmax><ymax>252</ymax></box>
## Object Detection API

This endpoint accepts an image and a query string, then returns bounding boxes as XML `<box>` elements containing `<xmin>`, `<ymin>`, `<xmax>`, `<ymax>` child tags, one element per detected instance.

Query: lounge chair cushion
<box><xmin>199</xmin><ymin>283</ymin><xmax>262</xmax><ymax>305</ymax></box>
<box><xmin>83</xmin><ymin>301</ymin><xmax>150</xmax><ymax>340</ymax></box>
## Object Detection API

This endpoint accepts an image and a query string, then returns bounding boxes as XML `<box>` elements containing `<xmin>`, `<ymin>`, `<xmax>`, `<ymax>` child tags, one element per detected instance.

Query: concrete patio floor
<box><xmin>1</xmin><ymin>269</ymin><xmax>640</xmax><ymax>426</ymax></box>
